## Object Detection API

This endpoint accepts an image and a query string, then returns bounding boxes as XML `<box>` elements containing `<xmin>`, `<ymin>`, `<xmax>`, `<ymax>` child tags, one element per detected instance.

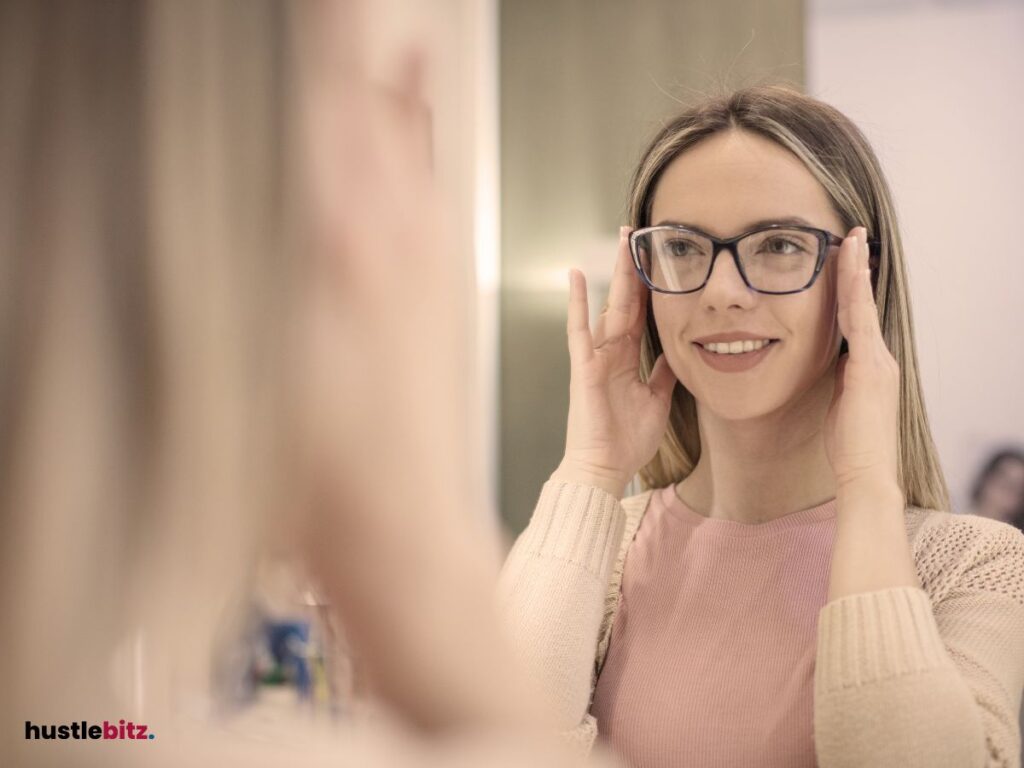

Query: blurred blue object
<box><xmin>265</xmin><ymin>620</ymin><xmax>312</xmax><ymax>698</ymax></box>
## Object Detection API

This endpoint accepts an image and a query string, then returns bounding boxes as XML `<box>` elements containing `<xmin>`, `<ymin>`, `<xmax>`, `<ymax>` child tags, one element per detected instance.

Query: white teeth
<box><xmin>703</xmin><ymin>339</ymin><xmax>772</xmax><ymax>354</ymax></box>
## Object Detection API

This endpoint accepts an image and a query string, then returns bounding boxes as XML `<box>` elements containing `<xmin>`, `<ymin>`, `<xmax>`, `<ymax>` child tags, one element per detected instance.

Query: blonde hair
<box><xmin>629</xmin><ymin>83</ymin><xmax>949</xmax><ymax>512</ymax></box>
<box><xmin>0</xmin><ymin>0</ymin><xmax>291</xmax><ymax>731</ymax></box>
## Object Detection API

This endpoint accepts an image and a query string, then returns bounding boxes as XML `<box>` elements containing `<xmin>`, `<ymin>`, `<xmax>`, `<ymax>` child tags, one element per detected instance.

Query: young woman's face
<box><xmin>649</xmin><ymin>128</ymin><xmax>847</xmax><ymax>421</ymax></box>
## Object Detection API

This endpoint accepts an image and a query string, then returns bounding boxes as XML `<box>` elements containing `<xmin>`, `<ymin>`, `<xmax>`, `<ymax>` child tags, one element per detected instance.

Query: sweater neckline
<box><xmin>661</xmin><ymin>484</ymin><xmax>838</xmax><ymax>536</ymax></box>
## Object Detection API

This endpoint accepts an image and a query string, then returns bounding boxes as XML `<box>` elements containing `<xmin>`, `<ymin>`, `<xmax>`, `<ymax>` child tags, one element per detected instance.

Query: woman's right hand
<box><xmin>552</xmin><ymin>226</ymin><xmax>678</xmax><ymax>498</ymax></box>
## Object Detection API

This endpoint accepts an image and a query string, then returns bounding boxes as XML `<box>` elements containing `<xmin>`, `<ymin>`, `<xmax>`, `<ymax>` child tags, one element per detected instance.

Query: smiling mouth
<box><xmin>695</xmin><ymin>339</ymin><xmax>780</xmax><ymax>355</ymax></box>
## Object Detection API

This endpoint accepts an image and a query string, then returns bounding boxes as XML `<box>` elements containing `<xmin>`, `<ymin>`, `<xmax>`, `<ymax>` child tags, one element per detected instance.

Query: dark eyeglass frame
<box><xmin>628</xmin><ymin>223</ymin><xmax>882</xmax><ymax>295</ymax></box>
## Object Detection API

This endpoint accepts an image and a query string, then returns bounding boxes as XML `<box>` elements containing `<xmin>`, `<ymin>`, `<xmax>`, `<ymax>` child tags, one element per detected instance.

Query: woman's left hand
<box><xmin>824</xmin><ymin>226</ymin><xmax>902</xmax><ymax>498</ymax></box>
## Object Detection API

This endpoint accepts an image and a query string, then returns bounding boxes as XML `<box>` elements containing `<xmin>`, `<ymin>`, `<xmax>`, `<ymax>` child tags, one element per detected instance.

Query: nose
<box><xmin>699</xmin><ymin>246</ymin><xmax>755</xmax><ymax>311</ymax></box>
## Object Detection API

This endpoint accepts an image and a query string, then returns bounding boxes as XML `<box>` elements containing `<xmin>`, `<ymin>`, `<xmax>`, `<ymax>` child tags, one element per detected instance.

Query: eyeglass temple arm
<box><xmin>839</xmin><ymin>234</ymin><xmax>881</xmax><ymax>268</ymax></box>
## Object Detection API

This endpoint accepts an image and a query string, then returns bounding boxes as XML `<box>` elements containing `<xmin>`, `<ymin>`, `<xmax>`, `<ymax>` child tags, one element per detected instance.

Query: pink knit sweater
<box><xmin>497</xmin><ymin>479</ymin><xmax>1024</xmax><ymax>767</ymax></box>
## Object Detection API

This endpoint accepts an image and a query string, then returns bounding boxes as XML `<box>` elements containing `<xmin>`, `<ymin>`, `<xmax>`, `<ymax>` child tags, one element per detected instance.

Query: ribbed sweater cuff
<box><xmin>514</xmin><ymin>479</ymin><xmax>625</xmax><ymax>577</ymax></box>
<box><xmin>816</xmin><ymin>586</ymin><xmax>954</xmax><ymax>693</ymax></box>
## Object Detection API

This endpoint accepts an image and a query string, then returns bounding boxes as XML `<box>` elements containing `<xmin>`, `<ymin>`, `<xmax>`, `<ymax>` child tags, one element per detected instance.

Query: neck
<box><xmin>676</xmin><ymin>372</ymin><xmax>837</xmax><ymax>524</ymax></box>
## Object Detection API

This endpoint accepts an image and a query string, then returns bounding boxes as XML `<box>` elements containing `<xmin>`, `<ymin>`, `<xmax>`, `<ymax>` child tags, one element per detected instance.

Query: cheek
<box><xmin>806</xmin><ymin>265</ymin><xmax>841</xmax><ymax>354</ymax></box>
<box><xmin>776</xmin><ymin>283</ymin><xmax>841</xmax><ymax>374</ymax></box>
<box><xmin>651</xmin><ymin>294</ymin><xmax>696</xmax><ymax>339</ymax></box>
<box><xmin>650</xmin><ymin>294</ymin><xmax>670</xmax><ymax>347</ymax></box>
<box><xmin>650</xmin><ymin>295</ymin><xmax>697</xmax><ymax>370</ymax></box>
<box><xmin>815</xmin><ymin>289</ymin><xmax>841</xmax><ymax>351</ymax></box>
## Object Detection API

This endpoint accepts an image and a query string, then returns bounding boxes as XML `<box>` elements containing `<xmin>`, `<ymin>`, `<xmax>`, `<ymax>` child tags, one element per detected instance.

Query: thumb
<box><xmin>647</xmin><ymin>353</ymin><xmax>678</xmax><ymax>404</ymax></box>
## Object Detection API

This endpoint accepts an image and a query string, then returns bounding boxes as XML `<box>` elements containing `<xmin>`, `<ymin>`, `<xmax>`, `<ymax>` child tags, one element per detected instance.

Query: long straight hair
<box><xmin>0</xmin><ymin>0</ymin><xmax>291</xmax><ymax>737</ymax></box>
<box><xmin>628</xmin><ymin>84</ymin><xmax>950</xmax><ymax>513</ymax></box>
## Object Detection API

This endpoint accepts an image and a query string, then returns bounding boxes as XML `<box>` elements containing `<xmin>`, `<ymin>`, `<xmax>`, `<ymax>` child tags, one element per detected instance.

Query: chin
<box><xmin>673</xmin><ymin>378</ymin><xmax>762</xmax><ymax>423</ymax></box>
<box><xmin>693</xmin><ymin>388</ymin><xmax>792</xmax><ymax>422</ymax></box>
<box><xmin>680</xmin><ymin>344</ymin><xmax>832</xmax><ymax>424</ymax></box>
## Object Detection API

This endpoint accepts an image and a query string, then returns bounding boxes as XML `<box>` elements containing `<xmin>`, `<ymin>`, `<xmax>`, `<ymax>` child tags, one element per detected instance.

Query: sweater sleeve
<box><xmin>495</xmin><ymin>479</ymin><xmax>626</xmax><ymax>742</ymax></box>
<box><xmin>813</xmin><ymin>521</ymin><xmax>1024</xmax><ymax>768</ymax></box>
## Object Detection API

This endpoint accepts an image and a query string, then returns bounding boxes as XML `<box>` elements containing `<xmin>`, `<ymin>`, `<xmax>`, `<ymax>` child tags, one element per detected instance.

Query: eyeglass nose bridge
<box><xmin>698</xmin><ymin>238</ymin><xmax>755</xmax><ymax>292</ymax></box>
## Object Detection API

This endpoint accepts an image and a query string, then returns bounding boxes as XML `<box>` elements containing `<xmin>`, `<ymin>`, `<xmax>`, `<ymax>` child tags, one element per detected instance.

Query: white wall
<box><xmin>806</xmin><ymin>0</ymin><xmax>1024</xmax><ymax>512</ymax></box>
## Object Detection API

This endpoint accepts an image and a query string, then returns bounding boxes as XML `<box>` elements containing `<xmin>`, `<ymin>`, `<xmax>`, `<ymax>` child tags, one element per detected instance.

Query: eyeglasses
<box><xmin>629</xmin><ymin>223</ymin><xmax>881</xmax><ymax>295</ymax></box>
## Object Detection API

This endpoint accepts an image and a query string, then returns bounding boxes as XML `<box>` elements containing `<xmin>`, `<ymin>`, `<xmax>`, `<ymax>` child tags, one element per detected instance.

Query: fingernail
<box><xmin>620</xmin><ymin>226</ymin><xmax>630</xmax><ymax>238</ymax></box>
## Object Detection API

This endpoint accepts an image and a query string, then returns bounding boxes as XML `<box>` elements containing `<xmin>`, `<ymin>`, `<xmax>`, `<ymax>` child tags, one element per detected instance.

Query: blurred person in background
<box><xmin>498</xmin><ymin>86</ymin><xmax>1024</xmax><ymax>767</ymax></box>
<box><xmin>0</xmin><ymin>1</ymin><xmax>620</xmax><ymax>766</ymax></box>
<box><xmin>970</xmin><ymin>448</ymin><xmax>1024</xmax><ymax>533</ymax></box>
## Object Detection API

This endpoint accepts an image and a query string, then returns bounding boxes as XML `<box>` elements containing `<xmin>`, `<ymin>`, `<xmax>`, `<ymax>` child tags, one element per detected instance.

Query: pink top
<box><xmin>590</xmin><ymin>484</ymin><xmax>839</xmax><ymax>768</ymax></box>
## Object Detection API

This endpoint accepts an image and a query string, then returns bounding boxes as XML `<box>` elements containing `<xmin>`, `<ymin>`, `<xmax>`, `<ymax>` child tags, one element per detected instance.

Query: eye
<box><xmin>664</xmin><ymin>238</ymin><xmax>699</xmax><ymax>258</ymax></box>
<box><xmin>760</xmin><ymin>236</ymin><xmax>806</xmax><ymax>255</ymax></box>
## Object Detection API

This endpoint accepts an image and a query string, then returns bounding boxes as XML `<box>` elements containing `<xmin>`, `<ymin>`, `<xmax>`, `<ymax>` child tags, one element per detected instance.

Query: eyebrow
<box><xmin>653</xmin><ymin>216</ymin><xmax>817</xmax><ymax>234</ymax></box>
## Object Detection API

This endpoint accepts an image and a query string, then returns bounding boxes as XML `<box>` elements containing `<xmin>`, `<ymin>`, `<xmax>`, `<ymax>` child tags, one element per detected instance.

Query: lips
<box><xmin>692</xmin><ymin>338</ymin><xmax>779</xmax><ymax>373</ymax></box>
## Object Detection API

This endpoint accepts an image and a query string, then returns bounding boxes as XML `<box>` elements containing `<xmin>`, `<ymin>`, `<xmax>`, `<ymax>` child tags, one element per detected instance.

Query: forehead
<box><xmin>650</xmin><ymin>128</ymin><xmax>843</xmax><ymax>238</ymax></box>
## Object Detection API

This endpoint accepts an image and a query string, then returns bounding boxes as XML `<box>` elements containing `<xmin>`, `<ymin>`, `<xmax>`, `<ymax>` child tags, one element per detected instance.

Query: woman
<box><xmin>970</xmin><ymin>449</ymin><xmax>1024</xmax><ymax>533</ymax></box>
<box><xmin>498</xmin><ymin>85</ymin><xmax>1024</xmax><ymax>767</ymax></box>
<box><xmin>0</xmin><ymin>1</ymin><xmax>617</xmax><ymax>766</ymax></box>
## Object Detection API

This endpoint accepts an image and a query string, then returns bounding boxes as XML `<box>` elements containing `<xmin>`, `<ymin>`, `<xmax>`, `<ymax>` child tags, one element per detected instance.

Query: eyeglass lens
<box><xmin>634</xmin><ymin>228</ymin><xmax>827</xmax><ymax>293</ymax></box>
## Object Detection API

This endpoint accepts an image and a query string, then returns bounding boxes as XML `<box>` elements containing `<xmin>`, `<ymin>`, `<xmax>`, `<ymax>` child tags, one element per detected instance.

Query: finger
<box><xmin>603</xmin><ymin>227</ymin><xmax>642</xmax><ymax>341</ymax></box>
<box><xmin>592</xmin><ymin>300</ymin><xmax>608</xmax><ymax>348</ymax></box>
<box><xmin>836</xmin><ymin>226</ymin><xmax>882</xmax><ymax>362</ymax></box>
<box><xmin>298</xmin><ymin>1</ymin><xmax>378</xmax><ymax>265</ymax></box>
<box><xmin>567</xmin><ymin>269</ymin><xmax>595</xmax><ymax>365</ymax></box>
<box><xmin>630</xmin><ymin>269</ymin><xmax>651</xmax><ymax>348</ymax></box>
<box><xmin>396</xmin><ymin>43</ymin><xmax>428</xmax><ymax>104</ymax></box>
<box><xmin>647</xmin><ymin>352</ymin><xmax>678</xmax><ymax>404</ymax></box>
<box><xmin>386</xmin><ymin>44</ymin><xmax>434</xmax><ymax>175</ymax></box>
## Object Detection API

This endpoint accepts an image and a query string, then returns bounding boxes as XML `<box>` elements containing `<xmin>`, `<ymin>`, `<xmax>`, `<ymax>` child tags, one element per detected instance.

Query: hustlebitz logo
<box><xmin>25</xmin><ymin>720</ymin><xmax>155</xmax><ymax>741</ymax></box>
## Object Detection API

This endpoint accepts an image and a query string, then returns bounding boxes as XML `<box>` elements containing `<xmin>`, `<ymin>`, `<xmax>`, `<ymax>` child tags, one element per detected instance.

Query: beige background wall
<box><xmin>498</xmin><ymin>0</ymin><xmax>805</xmax><ymax>533</ymax></box>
